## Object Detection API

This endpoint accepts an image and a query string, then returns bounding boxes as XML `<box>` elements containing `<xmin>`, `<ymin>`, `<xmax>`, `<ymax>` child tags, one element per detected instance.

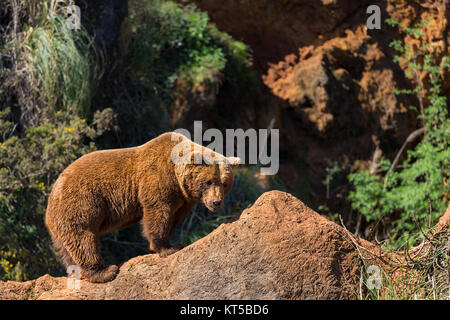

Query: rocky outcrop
<box><xmin>1</xmin><ymin>191</ymin><xmax>447</xmax><ymax>300</ymax></box>
<box><xmin>0</xmin><ymin>191</ymin><xmax>383</xmax><ymax>300</ymax></box>
<box><xmin>435</xmin><ymin>205</ymin><xmax>450</xmax><ymax>234</ymax></box>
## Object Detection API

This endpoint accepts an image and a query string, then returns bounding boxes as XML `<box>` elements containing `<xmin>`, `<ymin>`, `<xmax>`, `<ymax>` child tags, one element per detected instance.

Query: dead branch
<box><xmin>383</xmin><ymin>127</ymin><xmax>426</xmax><ymax>190</ymax></box>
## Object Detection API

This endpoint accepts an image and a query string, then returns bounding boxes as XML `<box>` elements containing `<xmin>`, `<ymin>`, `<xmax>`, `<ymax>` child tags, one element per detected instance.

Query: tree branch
<box><xmin>383</xmin><ymin>127</ymin><xmax>426</xmax><ymax>190</ymax></box>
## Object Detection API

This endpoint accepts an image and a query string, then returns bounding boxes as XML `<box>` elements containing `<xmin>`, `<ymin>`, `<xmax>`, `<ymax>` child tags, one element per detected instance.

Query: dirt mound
<box><xmin>435</xmin><ymin>205</ymin><xmax>450</xmax><ymax>234</ymax></box>
<box><xmin>0</xmin><ymin>191</ymin><xmax>382</xmax><ymax>300</ymax></box>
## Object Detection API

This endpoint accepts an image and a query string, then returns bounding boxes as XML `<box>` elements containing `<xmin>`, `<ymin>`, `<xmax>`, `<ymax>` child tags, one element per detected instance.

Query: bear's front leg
<box><xmin>150</xmin><ymin>239</ymin><xmax>182</xmax><ymax>258</ymax></box>
<box><xmin>141</xmin><ymin>207</ymin><xmax>180</xmax><ymax>258</ymax></box>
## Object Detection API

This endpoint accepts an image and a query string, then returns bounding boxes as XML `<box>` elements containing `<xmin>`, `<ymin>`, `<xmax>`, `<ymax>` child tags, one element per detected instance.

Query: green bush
<box><xmin>1</xmin><ymin>1</ymin><xmax>99</xmax><ymax>124</ymax></box>
<box><xmin>0</xmin><ymin>107</ymin><xmax>113</xmax><ymax>281</ymax></box>
<box><xmin>99</xmin><ymin>0</ymin><xmax>251</xmax><ymax>146</ymax></box>
<box><xmin>127</xmin><ymin>0</ymin><xmax>244</xmax><ymax>97</ymax></box>
<box><xmin>110</xmin><ymin>0</ymin><xmax>256</xmax><ymax>146</ymax></box>
<box><xmin>348</xmin><ymin>20</ymin><xmax>450</xmax><ymax>247</ymax></box>
<box><xmin>24</xmin><ymin>15</ymin><xmax>96</xmax><ymax>117</ymax></box>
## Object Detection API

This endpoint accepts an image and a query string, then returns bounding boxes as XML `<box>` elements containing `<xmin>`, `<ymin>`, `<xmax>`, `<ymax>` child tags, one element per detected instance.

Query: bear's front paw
<box><xmin>173</xmin><ymin>243</ymin><xmax>184</xmax><ymax>250</ymax></box>
<box><xmin>81</xmin><ymin>265</ymin><xmax>119</xmax><ymax>283</ymax></box>
<box><xmin>158</xmin><ymin>246</ymin><xmax>182</xmax><ymax>258</ymax></box>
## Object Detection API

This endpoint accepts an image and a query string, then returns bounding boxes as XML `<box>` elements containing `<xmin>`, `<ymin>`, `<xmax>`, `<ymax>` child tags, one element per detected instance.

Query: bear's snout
<box><xmin>204</xmin><ymin>198</ymin><xmax>223</xmax><ymax>212</ymax></box>
<box><xmin>203</xmin><ymin>193</ymin><xmax>223</xmax><ymax>211</ymax></box>
<box><xmin>201</xmin><ymin>183</ymin><xmax>224</xmax><ymax>212</ymax></box>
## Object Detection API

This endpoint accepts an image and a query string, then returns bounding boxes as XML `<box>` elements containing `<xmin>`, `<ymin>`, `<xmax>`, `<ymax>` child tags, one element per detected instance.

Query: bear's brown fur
<box><xmin>45</xmin><ymin>132</ymin><xmax>239</xmax><ymax>283</ymax></box>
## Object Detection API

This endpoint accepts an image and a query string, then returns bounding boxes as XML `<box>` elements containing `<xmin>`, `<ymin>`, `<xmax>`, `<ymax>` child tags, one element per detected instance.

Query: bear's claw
<box><xmin>81</xmin><ymin>265</ymin><xmax>119</xmax><ymax>283</ymax></box>
<box><xmin>158</xmin><ymin>245</ymin><xmax>183</xmax><ymax>258</ymax></box>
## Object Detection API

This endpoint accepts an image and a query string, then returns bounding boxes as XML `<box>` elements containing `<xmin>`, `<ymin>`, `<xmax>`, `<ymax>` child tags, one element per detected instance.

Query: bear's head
<box><xmin>175</xmin><ymin>151</ymin><xmax>240</xmax><ymax>212</ymax></box>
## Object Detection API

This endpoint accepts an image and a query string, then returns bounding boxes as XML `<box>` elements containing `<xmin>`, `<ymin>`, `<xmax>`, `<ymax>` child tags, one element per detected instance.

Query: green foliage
<box><xmin>348</xmin><ymin>20</ymin><xmax>450</xmax><ymax>247</ymax></box>
<box><xmin>0</xmin><ymin>107</ymin><xmax>114</xmax><ymax>281</ymax></box>
<box><xmin>24</xmin><ymin>15</ymin><xmax>96</xmax><ymax>117</ymax></box>
<box><xmin>101</xmin><ymin>0</ymin><xmax>256</xmax><ymax>146</ymax></box>
<box><xmin>128</xmin><ymin>0</ymin><xmax>236</xmax><ymax>93</ymax></box>
<box><xmin>1</xmin><ymin>0</ymin><xmax>98</xmax><ymax>123</ymax></box>
<box><xmin>125</xmin><ymin>0</ymin><xmax>253</xmax><ymax>108</ymax></box>
<box><xmin>318</xmin><ymin>160</ymin><xmax>347</xmax><ymax>223</ymax></box>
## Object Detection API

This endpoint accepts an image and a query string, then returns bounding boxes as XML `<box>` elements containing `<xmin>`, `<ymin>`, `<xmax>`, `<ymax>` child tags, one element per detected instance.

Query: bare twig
<box><xmin>338</xmin><ymin>215</ymin><xmax>392</xmax><ymax>263</ymax></box>
<box><xmin>355</xmin><ymin>212</ymin><xmax>362</xmax><ymax>237</ymax></box>
<box><xmin>410</xmin><ymin>210</ymin><xmax>434</xmax><ymax>244</ymax></box>
<box><xmin>359</xmin><ymin>265</ymin><xmax>364</xmax><ymax>300</ymax></box>
<box><xmin>414</xmin><ymin>68</ymin><xmax>425</xmax><ymax>123</ymax></box>
<box><xmin>428</xmin><ymin>198</ymin><xmax>433</xmax><ymax>230</ymax></box>
<box><xmin>383</xmin><ymin>127</ymin><xmax>426</xmax><ymax>190</ymax></box>
<box><xmin>369</xmin><ymin>145</ymin><xmax>382</xmax><ymax>176</ymax></box>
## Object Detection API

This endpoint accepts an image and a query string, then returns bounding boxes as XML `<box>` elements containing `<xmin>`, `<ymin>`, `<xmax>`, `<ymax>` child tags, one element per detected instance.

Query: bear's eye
<box><xmin>223</xmin><ymin>183</ymin><xmax>228</xmax><ymax>188</ymax></box>
<box><xmin>206</xmin><ymin>180</ymin><xmax>212</xmax><ymax>186</ymax></box>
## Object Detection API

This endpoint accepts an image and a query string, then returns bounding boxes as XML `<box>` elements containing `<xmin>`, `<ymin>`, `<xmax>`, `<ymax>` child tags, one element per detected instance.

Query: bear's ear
<box><xmin>226</xmin><ymin>156</ymin><xmax>240</xmax><ymax>168</ymax></box>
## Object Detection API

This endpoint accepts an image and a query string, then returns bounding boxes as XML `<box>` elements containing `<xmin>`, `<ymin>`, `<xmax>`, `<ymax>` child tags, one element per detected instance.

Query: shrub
<box><xmin>348</xmin><ymin>19</ymin><xmax>450</xmax><ymax>247</ymax></box>
<box><xmin>107</xmin><ymin>0</ymin><xmax>257</xmax><ymax>146</ymax></box>
<box><xmin>127</xmin><ymin>0</ymin><xmax>230</xmax><ymax>96</ymax></box>
<box><xmin>0</xmin><ymin>107</ymin><xmax>114</xmax><ymax>280</ymax></box>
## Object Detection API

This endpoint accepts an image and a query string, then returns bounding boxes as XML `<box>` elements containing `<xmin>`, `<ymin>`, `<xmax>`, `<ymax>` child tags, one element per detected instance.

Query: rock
<box><xmin>186</xmin><ymin>0</ymin><xmax>373</xmax><ymax>69</ymax></box>
<box><xmin>2</xmin><ymin>190</ymin><xmax>446</xmax><ymax>300</ymax></box>
<box><xmin>0</xmin><ymin>191</ymin><xmax>376</xmax><ymax>300</ymax></box>
<box><xmin>434</xmin><ymin>205</ymin><xmax>450</xmax><ymax>234</ymax></box>
<box><xmin>439</xmin><ymin>205</ymin><xmax>450</xmax><ymax>226</ymax></box>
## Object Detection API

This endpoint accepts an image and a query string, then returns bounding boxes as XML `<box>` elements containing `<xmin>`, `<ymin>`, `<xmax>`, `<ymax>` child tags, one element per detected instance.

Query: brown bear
<box><xmin>45</xmin><ymin>132</ymin><xmax>240</xmax><ymax>283</ymax></box>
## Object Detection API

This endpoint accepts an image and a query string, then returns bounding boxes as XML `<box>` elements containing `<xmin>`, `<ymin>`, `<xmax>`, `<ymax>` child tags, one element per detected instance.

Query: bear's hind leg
<box><xmin>64</xmin><ymin>230</ymin><xmax>119</xmax><ymax>283</ymax></box>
